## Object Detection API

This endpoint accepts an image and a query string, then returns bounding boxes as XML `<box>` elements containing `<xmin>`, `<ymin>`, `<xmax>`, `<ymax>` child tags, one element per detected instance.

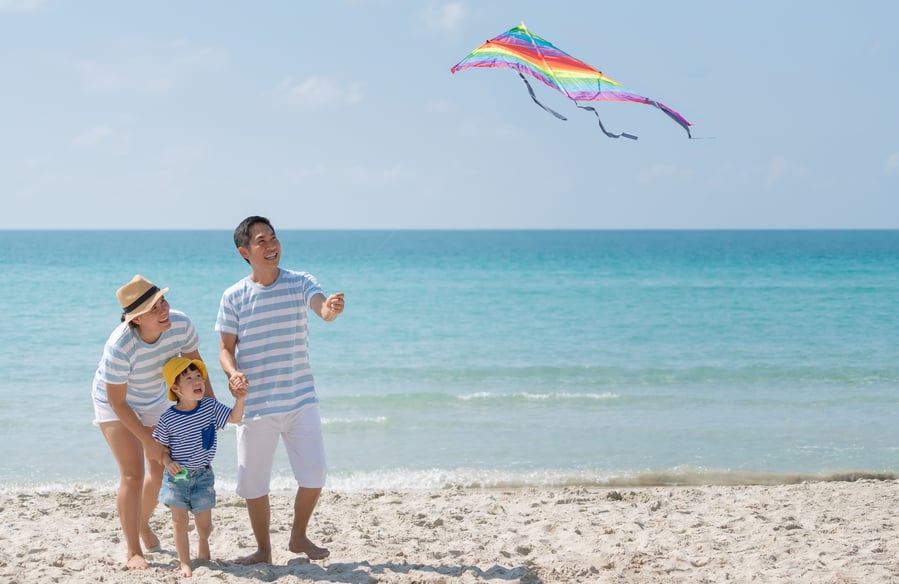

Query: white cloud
<box><xmin>349</xmin><ymin>164</ymin><xmax>412</xmax><ymax>184</ymax></box>
<box><xmin>638</xmin><ymin>163</ymin><xmax>694</xmax><ymax>184</ymax></box>
<box><xmin>162</xmin><ymin>143</ymin><xmax>208</xmax><ymax>166</ymax></box>
<box><xmin>73</xmin><ymin>41</ymin><xmax>226</xmax><ymax>93</ymax></box>
<box><xmin>421</xmin><ymin>1</ymin><xmax>468</xmax><ymax>33</ymax></box>
<box><xmin>425</xmin><ymin>98</ymin><xmax>454</xmax><ymax>115</ymax></box>
<box><xmin>766</xmin><ymin>157</ymin><xmax>787</xmax><ymax>186</ymax></box>
<box><xmin>884</xmin><ymin>151</ymin><xmax>899</xmax><ymax>176</ymax></box>
<box><xmin>0</xmin><ymin>0</ymin><xmax>42</xmax><ymax>12</ymax></box>
<box><xmin>279</xmin><ymin>76</ymin><xmax>364</xmax><ymax>109</ymax></box>
<box><xmin>72</xmin><ymin>125</ymin><xmax>120</xmax><ymax>149</ymax></box>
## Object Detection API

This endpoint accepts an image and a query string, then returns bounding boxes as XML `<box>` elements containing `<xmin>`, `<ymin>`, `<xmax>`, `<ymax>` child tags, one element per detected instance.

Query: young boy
<box><xmin>152</xmin><ymin>356</ymin><xmax>246</xmax><ymax>578</ymax></box>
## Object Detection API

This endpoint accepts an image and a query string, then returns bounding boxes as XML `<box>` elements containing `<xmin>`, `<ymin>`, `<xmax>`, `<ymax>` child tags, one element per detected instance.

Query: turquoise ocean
<box><xmin>1</xmin><ymin>230</ymin><xmax>897</xmax><ymax>494</ymax></box>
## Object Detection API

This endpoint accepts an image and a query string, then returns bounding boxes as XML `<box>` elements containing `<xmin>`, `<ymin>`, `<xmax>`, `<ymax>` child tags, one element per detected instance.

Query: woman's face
<box><xmin>131</xmin><ymin>296</ymin><xmax>172</xmax><ymax>338</ymax></box>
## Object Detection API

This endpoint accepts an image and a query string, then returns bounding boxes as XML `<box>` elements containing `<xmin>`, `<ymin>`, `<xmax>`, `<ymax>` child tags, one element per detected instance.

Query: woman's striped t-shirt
<box><xmin>92</xmin><ymin>310</ymin><xmax>201</xmax><ymax>412</ymax></box>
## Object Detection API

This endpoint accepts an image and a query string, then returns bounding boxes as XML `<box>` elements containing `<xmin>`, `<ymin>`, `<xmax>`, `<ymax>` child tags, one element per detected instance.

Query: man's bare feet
<box><xmin>141</xmin><ymin>527</ymin><xmax>161</xmax><ymax>552</ymax></box>
<box><xmin>289</xmin><ymin>536</ymin><xmax>330</xmax><ymax>560</ymax></box>
<box><xmin>126</xmin><ymin>553</ymin><xmax>149</xmax><ymax>570</ymax></box>
<box><xmin>233</xmin><ymin>549</ymin><xmax>272</xmax><ymax>565</ymax></box>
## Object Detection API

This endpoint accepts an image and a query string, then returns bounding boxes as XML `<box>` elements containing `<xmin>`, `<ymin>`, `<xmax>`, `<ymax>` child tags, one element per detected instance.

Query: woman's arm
<box><xmin>106</xmin><ymin>382</ymin><xmax>168</xmax><ymax>464</ymax></box>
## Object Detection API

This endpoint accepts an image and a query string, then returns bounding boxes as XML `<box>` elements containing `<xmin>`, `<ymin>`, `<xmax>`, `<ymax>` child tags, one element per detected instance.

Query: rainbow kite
<box><xmin>450</xmin><ymin>22</ymin><xmax>692</xmax><ymax>140</ymax></box>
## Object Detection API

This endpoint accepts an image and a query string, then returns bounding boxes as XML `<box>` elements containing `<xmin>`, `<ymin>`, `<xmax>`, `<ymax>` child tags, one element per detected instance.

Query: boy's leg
<box><xmin>194</xmin><ymin>510</ymin><xmax>213</xmax><ymax>560</ymax></box>
<box><xmin>170</xmin><ymin>507</ymin><xmax>193</xmax><ymax>578</ymax></box>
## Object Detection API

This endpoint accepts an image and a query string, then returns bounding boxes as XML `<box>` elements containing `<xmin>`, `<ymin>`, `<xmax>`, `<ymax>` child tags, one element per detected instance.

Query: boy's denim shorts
<box><xmin>159</xmin><ymin>465</ymin><xmax>216</xmax><ymax>513</ymax></box>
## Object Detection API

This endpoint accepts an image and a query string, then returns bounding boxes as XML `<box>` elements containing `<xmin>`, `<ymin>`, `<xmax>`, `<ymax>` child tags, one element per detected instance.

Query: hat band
<box><xmin>122</xmin><ymin>285</ymin><xmax>161</xmax><ymax>315</ymax></box>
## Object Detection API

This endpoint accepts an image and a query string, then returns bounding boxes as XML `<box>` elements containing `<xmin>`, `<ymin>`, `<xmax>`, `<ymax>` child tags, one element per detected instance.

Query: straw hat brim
<box><xmin>123</xmin><ymin>287</ymin><xmax>169</xmax><ymax>323</ymax></box>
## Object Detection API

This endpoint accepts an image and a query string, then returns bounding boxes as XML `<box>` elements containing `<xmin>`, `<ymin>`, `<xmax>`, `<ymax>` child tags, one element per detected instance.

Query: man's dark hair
<box><xmin>233</xmin><ymin>215</ymin><xmax>275</xmax><ymax>249</ymax></box>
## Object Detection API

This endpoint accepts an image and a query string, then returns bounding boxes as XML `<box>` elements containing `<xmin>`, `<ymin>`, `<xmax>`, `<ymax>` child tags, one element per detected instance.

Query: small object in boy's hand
<box><xmin>173</xmin><ymin>468</ymin><xmax>189</xmax><ymax>482</ymax></box>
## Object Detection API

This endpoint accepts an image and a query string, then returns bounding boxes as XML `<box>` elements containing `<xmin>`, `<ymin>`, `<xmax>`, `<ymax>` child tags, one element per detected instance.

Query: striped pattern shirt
<box><xmin>153</xmin><ymin>398</ymin><xmax>232</xmax><ymax>469</ymax></box>
<box><xmin>92</xmin><ymin>310</ymin><xmax>200</xmax><ymax>412</ymax></box>
<box><xmin>215</xmin><ymin>269</ymin><xmax>323</xmax><ymax>419</ymax></box>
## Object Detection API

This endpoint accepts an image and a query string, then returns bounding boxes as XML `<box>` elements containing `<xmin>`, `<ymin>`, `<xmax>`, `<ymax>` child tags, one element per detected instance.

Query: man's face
<box><xmin>240</xmin><ymin>222</ymin><xmax>281</xmax><ymax>268</ymax></box>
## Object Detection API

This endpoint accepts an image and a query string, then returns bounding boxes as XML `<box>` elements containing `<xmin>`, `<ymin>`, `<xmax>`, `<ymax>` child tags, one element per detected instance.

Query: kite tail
<box><xmin>517</xmin><ymin>72</ymin><xmax>567</xmax><ymax>121</ymax></box>
<box><xmin>576</xmin><ymin>104</ymin><xmax>638</xmax><ymax>140</ymax></box>
<box><xmin>650</xmin><ymin>101</ymin><xmax>693</xmax><ymax>139</ymax></box>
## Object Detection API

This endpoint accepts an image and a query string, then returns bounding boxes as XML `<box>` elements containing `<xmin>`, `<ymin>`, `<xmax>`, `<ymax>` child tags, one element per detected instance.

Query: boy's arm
<box><xmin>310</xmin><ymin>292</ymin><xmax>345</xmax><ymax>322</ymax></box>
<box><xmin>228</xmin><ymin>395</ymin><xmax>246</xmax><ymax>424</ymax></box>
<box><xmin>157</xmin><ymin>440</ymin><xmax>180</xmax><ymax>474</ymax></box>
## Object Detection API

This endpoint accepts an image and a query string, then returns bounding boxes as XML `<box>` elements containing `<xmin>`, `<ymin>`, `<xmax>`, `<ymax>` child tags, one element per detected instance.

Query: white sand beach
<box><xmin>2</xmin><ymin>480</ymin><xmax>897</xmax><ymax>583</ymax></box>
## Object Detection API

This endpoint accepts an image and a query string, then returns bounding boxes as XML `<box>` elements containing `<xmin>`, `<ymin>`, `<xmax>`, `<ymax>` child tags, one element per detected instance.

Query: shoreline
<box><xmin>3</xmin><ymin>480</ymin><xmax>897</xmax><ymax>583</ymax></box>
<box><xmin>4</xmin><ymin>468</ymin><xmax>896</xmax><ymax>497</ymax></box>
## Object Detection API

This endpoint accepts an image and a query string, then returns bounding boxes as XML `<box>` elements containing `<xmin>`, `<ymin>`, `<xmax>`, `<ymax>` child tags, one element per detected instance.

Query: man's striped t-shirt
<box><xmin>215</xmin><ymin>269</ymin><xmax>323</xmax><ymax>419</ymax></box>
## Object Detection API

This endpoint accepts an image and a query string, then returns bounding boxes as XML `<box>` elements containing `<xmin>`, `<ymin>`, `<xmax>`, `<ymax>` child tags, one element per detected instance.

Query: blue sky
<box><xmin>2</xmin><ymin>1</ymin><xmax>897</xmax><ymax>229</ymax></box>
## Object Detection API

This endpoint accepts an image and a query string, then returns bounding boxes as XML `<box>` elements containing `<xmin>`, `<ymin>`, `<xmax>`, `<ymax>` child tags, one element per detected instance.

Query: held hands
<box><xmin>228</xmin><ymin>371</ymin><xmax>249</xmax><ymax>398</ymax></box>
<box><xmin>144</xmin><ymin>437</ymin><xmax>169</xmax><ymax>466</ymax></box>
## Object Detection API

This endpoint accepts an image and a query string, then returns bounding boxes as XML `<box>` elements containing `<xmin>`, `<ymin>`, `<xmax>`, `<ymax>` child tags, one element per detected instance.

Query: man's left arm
<box><xmin>311</xmin><ymin>292</ymin><xmax>345</xmax><ymax>321</ymax></box>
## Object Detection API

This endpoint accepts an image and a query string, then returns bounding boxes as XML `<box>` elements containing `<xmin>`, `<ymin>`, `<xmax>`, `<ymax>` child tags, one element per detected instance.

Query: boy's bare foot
<box><xmin>288</xmin><ymin>536</ymin><xmax>330</xmax><ymax>560</ymax></box>
<box><xmin>126</xmin><ymin>553</ymin><xmax>149</xmax><ymax>570</ymax></box>
<box><xmin>179</xmin><ymin>562</ymin><xmax>193</xmax><ymax>578</ymax></box>
<box><xmin>233</xmin><ymin>549</ymin><xmax>272</xmax><ymax>565</ymax></box>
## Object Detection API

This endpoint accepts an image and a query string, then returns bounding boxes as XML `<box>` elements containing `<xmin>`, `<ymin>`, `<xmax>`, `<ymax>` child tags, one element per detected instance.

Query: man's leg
<box><xmin>234</xmin><ymin>495</ymin><xmax>272</xmax><ymax>565</ymax></box>
<box><xmin>288</xmin><ymin>487</ymin><xmax>329</xmax><ymax>559</ymax></box>
<box><xmin>284</xmin><ymin>406</ymin><xmax>329</xmax><ymax>560</ymax></box>
<box><xmin>234</xmin><ymin>416</ymin><xmax>279</xmax><ymax>565</ymax></box>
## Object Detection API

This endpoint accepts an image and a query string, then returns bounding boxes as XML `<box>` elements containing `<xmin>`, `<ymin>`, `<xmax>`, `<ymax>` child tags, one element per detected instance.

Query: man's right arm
<box><xmin>219</xmin><ymin>332</ymin><xmax>248</xmax><ymax>396</ymax></box>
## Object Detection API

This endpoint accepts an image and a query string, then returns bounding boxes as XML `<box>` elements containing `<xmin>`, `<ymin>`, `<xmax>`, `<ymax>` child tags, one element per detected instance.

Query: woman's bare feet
<box><xmin>289</xmin><ymin>536</ymin><xmax>330</xmax><ymax>560</ymax></box>
<box><xmin>179</xmin><ymin>561</ymin><xmax>193</xmax><ymax>578</ymax></box>
<box><xmin>126</xmin><ymin>553</ymin><xmax>149</xmax><ymax>570</ymax></box>
<box><xmin>233</xmin><ymin>549</ymin><xmax>272</xmax><ymax>565</ymax></box>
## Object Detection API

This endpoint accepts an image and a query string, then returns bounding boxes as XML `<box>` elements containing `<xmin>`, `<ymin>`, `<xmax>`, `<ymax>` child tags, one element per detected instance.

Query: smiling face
<box><xmin>171</xmin><ymin>366</ymin><xmax>206</xmax><ymax>408</ymax></box>
<box><xmin>239</xmin><ymin>221</ymin><xmax>282</xmax><ymax>279</ymax></box>
<box><xmin>130</xmin><ymin>295</ymin><xmax>172</xmax><ymax>341</ymax></box>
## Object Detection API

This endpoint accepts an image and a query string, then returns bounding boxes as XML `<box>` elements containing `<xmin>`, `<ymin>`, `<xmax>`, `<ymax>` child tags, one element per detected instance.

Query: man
<box><xmin>216</xmin><ymin>215</ymin><xmax>345</xmax><ymax>564</ymax></box>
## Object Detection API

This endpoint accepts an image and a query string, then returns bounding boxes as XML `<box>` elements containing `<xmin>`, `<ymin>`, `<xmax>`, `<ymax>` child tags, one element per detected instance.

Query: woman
<box><xmin>92</xmin><ymin>275</ymin><xmax>215</xmax><ymax>570</ymax></box>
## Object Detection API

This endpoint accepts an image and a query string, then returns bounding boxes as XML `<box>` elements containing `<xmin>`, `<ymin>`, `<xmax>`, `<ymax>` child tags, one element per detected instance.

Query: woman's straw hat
<box><xmin>117</xmin><ymin>275</ymin><xmax>169</xmax><ymax>324</ymax></box>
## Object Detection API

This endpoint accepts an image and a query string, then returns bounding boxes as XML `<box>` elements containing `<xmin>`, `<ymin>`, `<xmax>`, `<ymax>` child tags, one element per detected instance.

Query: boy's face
<box><xmin>240</xmin><ymin>222</ymin><xmax>280</xmax><ymax>268</ymax></box>
<box><xmin>172</xmin><ymin>368</ymin><xmax>205</xmax><ymax>404</ymax></box>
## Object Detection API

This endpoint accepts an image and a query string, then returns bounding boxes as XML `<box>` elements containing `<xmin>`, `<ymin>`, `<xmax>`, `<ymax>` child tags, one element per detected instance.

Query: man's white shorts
<box><xmin>235</xmin><ymin>405</ymin><xmax>327</xmax><ymax>499</ymax></box>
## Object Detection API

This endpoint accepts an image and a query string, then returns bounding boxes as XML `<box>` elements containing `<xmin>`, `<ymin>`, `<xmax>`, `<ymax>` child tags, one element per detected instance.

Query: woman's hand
<box><xmin>142</xmin><ymin>436</ymin><xmax>169</xmax><ymax>465</ymax></box>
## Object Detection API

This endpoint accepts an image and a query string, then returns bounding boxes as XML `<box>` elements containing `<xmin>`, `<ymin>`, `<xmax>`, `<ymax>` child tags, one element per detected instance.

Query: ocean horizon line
<box><xmin>3</xmin><ymin>227</ymin><xmax>899</xmax><ymax>233</ymax></box>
